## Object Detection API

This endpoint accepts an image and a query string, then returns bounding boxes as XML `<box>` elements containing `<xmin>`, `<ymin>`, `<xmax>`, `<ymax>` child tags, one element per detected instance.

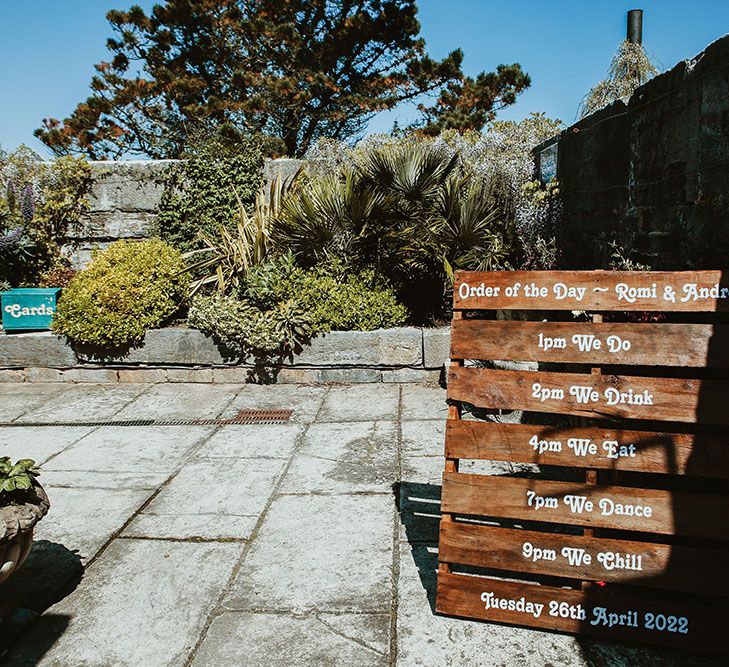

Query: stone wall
<box><xmin>65</xmin><ymin>157</ymin><xmax>310</xmax><ymax>267</ymax></box>
<box><xmin>0</xmin><ymin>327</ymin><xmax>450</xmax><ymax>384</ymax></box>
<box><xmin>534</xmin><ymin>34</ymin><xmax>729</xmax><ymax>268</ymax></box>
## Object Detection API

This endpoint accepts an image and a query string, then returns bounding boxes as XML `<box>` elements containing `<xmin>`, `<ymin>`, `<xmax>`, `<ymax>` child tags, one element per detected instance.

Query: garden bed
<box><xmin>0</xmin><ymin>326</ymin><xmax>450</xmax><ymax>384</ymax></box>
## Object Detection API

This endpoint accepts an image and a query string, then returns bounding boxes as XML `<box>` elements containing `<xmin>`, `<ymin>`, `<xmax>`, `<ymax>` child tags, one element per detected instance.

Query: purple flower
<box><xmin>20</xmin><ymin>184</ymin><xmax>35</xmax><ymax>223</ymax></box>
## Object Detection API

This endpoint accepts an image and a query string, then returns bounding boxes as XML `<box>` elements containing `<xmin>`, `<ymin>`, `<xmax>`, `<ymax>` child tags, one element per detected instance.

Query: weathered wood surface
<box><xmin>451</xmin><ymin>319</ymin><xmax>729</xmax><ymax>367</ymax></box>
<box><xmin>438</xmin><ymin>521</ymin><xmax>729</xmax><ymax>596</ymax></box>
<box><xmin>436</xmin><ymin>572</ymin><xmax>725</xmax><ymax>653</ymax></box>
<box><xmin>440</xmin><ymin>472</ymin><xmax>729</xmax><ymax>539</ymax></box>
<box><xmin>453</xmin><ymin>270</ymin><xmax>729</xmax><ymax>311</ymax></box>
<box><xmin>445</xmin><ymin>420</ymin><xmax>729</xmax><ymax>479</ymax></box>
<box><xmin>448</xmin><ymin>367</ymin><xmax>729</xmax><ymax>424</ymax></box>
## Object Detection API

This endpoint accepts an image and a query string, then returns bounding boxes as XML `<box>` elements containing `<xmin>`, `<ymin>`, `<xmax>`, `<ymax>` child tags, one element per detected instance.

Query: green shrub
<box><xmin>188</xmin><ymin>257</ymin><xmax>408</xmax><ymax>353</ymax></box>
<box><xmin>243</xmin><ymin>256</ymin><xmax>409</xmax><ymax>333</ymax></box>
<box><xmin>53</xmin><ymin>240</ymin><xmax>189</xmax><ymax>347</ymax></box>
<box><xmin>188</xmin><ymin>293</ymin><xmax>311</xmax><ymax>353</ymax></box>
<box><xmin>156</xmin><ymin>136</ymin><xmax>264</xmax><ymax>252</ymax></box>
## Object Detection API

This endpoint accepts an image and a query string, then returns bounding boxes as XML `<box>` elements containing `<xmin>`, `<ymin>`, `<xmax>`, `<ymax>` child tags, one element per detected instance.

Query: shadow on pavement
<box><xmin>0</xmin><ymin>540</ymin><xmax>83</xmax><ymax>661</ymax></box>
<box><xmin>393</xmin><ymin>481</ymin><xmax>442</xmax><ymax>613</ymax></box>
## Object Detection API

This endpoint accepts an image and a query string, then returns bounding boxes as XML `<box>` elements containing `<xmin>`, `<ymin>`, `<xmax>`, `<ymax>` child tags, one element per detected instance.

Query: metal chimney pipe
<box><xmin>627</xmin><ymin>9</ymin><xmax>643</xmax><ymax>44</ymax></box>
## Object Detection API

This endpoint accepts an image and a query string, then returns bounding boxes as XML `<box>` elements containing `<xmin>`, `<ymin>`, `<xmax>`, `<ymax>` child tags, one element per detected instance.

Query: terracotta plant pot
<box><xmin>0</xmin><ymin>483</ymin><xmax>50</xmax><ymax>584</ymax></box>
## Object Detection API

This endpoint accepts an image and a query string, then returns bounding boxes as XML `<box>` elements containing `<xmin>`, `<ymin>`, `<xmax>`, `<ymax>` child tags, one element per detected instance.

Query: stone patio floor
<box><xmin>0</xmin><ymin>382</ymin><xmax>713</xmax><ymax>666</ymax></box>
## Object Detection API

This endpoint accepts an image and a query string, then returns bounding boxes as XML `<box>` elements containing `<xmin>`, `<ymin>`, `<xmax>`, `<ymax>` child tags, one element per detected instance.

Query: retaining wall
<box><xmin>0</xmin><ymin>327</ymin><xmax>450</xmax><ymax>384</ymax></box>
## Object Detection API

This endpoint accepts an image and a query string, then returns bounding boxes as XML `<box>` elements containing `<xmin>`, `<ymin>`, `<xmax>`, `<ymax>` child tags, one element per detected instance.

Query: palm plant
<box><xmin>275</xmin><ymin>142</ymin><xmax>508</xmax><ymax>275</ymax></box>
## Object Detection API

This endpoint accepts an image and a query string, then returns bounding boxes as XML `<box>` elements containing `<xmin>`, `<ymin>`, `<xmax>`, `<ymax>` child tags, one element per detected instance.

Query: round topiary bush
<box><xmin>52</xmin><ymin>239</ymin><xmax>189</xmax><ymax>347</ymax></box>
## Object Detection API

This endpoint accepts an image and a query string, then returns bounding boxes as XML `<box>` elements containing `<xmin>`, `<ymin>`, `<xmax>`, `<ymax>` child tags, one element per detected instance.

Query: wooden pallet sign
<box><xmin>436</xmin><ymin>270</ymin><xmax>729</xmax><ymax>655</ymax></box>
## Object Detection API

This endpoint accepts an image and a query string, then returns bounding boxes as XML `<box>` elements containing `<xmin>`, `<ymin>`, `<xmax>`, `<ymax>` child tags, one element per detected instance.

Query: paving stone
<box><xmin>4</xmin><ymin>539</ymin><xmax>240</xmax><ymax>667</ymax></box>
<box><xmin>317</xmin><ymin>384</ymin><xmax>399</xmax><ymax>422</ymax></box>
<box><xmin>114</xmin><ymin>382</ymin><xmax>241</xmax><ymax>420</ymax></box>
<box><xmin>44</xmin><ymin>426</ymin><xmax>213</xmax><ymax>474</ymax></box>
<box><xmin>195</xmin><ymin>423</ymin><xmax>304</xmax><ymax>459</ymax></box>
<box><xmin>0</xmin><ymin>332</ymin><xmax>76</xmax><ymax>368</ymax></box>
<box><xmin>191</xmin><ymin>611</ymin><xmax>389</xmax><ymax>667</ymax></box>
<box><xmin>220</xmin><ymin>384</ymin><xmax>327</xmax><ymax>423</ymax></box>
<box><xmin>0</xmin><ymin>426</ymin><xmax>93</xmax><ymax>464</ymax></box>
<box><xmin>124</xmin><ymin>457</ymin><xmax>287</xmax><ymax>540</ymax></box>
<box><xmin>17</xmin><ymin>383</ymin><xmax>148</xmax><ymax>423</ymax></box>
<box><xmin>280</xmin><ymin>421</ymin><xmax>397</xmax><ymax>495</ymax></box>
<box><xmin>0</xmin><ymin>383</ymin><xmax>66</xmax><ymax>421</ymax></box>
<box><xmin>224</xmin><ymin>494</ymin><xmax>393</xmax><ymax>613</ymax></box>
<box><xmin>401</xmin><ymin>384</ymin><xmax>447</xmax><ymax>421</ymax></box>
<box><xmin>401</xmin><ymin>420</ymin><xmax>444</xmax><ymax>457</ymax></box>
<box><xmin>32</xmin><ymin>485</ymin><xmax>154</xmax><ymax>562</ymax></box>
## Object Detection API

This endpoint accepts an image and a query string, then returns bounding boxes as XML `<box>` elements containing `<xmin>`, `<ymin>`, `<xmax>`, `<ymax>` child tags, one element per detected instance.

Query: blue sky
<box><xmin>1</xmin><ymin>0</ymin><xmax>728</xmax><ymax>156</ymax></box>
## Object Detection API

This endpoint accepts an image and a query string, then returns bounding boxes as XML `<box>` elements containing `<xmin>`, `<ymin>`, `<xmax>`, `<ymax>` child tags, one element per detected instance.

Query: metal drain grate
<box><xmin>0</xmin><ymin>409</ymin><xmax>293</xmax><ymax>428</ymax></box>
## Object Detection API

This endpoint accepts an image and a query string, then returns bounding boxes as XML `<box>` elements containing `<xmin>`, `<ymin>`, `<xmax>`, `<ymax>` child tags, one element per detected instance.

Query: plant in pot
<box><xmin>0</xmin><ymin>458</ymin><xmax>49</xmax><ymax>584</ymax></box>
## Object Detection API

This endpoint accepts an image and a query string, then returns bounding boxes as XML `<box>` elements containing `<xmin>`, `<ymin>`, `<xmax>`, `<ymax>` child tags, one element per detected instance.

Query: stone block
<box><xmin>24</xmin><ymin>367</ymin><xmax>64</xmax><ymax>383</ymax></box>
<box><xmin>422</xmin><ymin>327</ymin><xmax>450</xmax><ymax>368</ymax></box>
<box><xmin>59</xmin><ymin>368</ymin><xmax>119</xmax><ymax>383</ymax></box>
<box><xmin>317</xmin><ymin>368</ymin><xmax>382</xmax><ymax>383</ymax></box>
<box><xmin>117</xmin><ymin>368</ymin><xmax>168</xmax><ymax>383</ymax></box>
<box><xmin>0</xmin><ymin>369</ymin><xmax>24</xmax><ymax>382</ymax></box>
<box><xmin>211</xmin><ymin>367</ymin><xmax>254</xmax><ymax>383</ymax></box>
<box><xmin>273</xmin><ymin>367</ymin><xmax>320</xmax><ymax>384</ymax></box>
<box><xmin>75</xmin><ymin>328</ymin><xmax>234</xmax><ymax>365</ymax></box>
<box><xmin>88</xmin><ymin>160</ymin><xmax>174</xmax><ymax>212</ymax></box>
<box><xmin>68</xmin><ymin>211</ymin><xmax>157</xmax><ymax>240</ymax></box>
<box><xmin>164</xmin><ymin>368</ymin><xmax>214</xmax><ymax>383</ymax></box>
<box><xmin>0</xmin><ymin>332</ymin><xmax>76</xmax><ymax>368</ymax></box>
<box><xmin>295</xmin><ymin>327</ymin><xmax>422</xmax><ymax>367</ymax></box>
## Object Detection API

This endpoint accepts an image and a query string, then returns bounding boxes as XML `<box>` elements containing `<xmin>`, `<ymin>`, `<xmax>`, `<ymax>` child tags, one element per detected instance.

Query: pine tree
<box><xmin>36</xmin><ymin>0</ymin><xmax>530</xmax><ymax>158</ymax></box>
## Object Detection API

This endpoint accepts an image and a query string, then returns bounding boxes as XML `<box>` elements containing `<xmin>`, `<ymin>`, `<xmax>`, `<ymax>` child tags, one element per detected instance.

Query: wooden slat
<box><xmin>438</xmin><ymin>521</ymin><xmax>729</xmax><ymax>596</ymax></box>
<box><xmin>448</xmin><ymin>366</ymin><xmax>729</xmax><ymax>425</ymax></box>
<box><xmin>440</xmin><ymin>472</ymin><xmax>729</xmax><ymax>539</ymax></box>
<box><xmin>436</xmin><ymin>572</ymin><xmax>725</xmax><ymax>653</ymax></box>
<box><xmin>453</xmin><ymin>270</ymin><xmax>729</xmax><ymax>311</ymax></box>
<box><xmin>445</xmin><ymin>420</ymin><xmax>729</xmax><ymax>479</ymax></box>
<box><xmin>451</xmin><ymin>319</ymin><xmax>729</xmax><ymax>367</ymax></box>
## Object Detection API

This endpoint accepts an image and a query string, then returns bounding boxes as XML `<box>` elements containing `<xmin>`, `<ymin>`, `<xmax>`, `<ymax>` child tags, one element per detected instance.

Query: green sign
<box><xmin>1</xmin><ymin>288</ymin><xmax>61</xmax><ymax>332</ymax></box>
